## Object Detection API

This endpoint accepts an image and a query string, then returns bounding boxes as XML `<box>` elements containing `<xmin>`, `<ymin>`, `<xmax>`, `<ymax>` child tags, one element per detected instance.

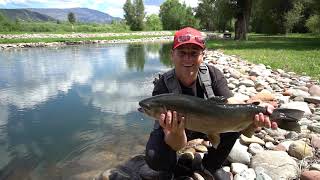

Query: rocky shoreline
<box><xmin>0</xmin><ymin>31</ymin><xmax>173</xmax><ymax>50</ymax></box>
<box><xmin>99</xmin><ymin>50</ymin><xmax>320</xmax><ymax>180</ymax></box>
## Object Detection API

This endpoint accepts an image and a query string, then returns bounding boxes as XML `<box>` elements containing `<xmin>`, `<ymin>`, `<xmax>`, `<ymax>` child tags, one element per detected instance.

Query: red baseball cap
<box><xmin>173</xmin><ymin>27</ymin><xmax>205</xmax><ymax>49</ymax></box>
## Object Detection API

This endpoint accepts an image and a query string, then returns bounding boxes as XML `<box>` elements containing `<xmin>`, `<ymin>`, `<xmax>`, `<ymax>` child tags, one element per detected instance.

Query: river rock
<box><xmin>311</xmin><ymin>135</ymin><xmax>320</xmax><ymax>148</ymax></box>
<box><xmin>304</xmin><ymin>96</ymin><xmax>320</xmax><ymax>104</ymax></box>
<box><xmin>251</xmin><ymin>151</ymin><xmax>299</xmax><ymax>180</ymax></box>
<box><xmin>308</xmin><ymin>123</ymin><xmax>320</xmax><ymax>133</ymax></box>
<box><xmin>288</xmin><ymin>141</ymin><xmax>313</xmax><ymax>160</ymax></box>
<box><xmin>239</xmin><ymin>79</ymin><xmax>255</xmax><ymax>87</ymax></box>
<box><xmin>300</xmin><ymin>170</ymin><xmax>320</xmax><ymax>180</ymax></box>
<box><xmin>248</xmin><ymin>143</ymin><xmax>264</xmax><ymax>155</ymax></box>
<box><xmin>309</xmin><ymin>85</ymin><xmax>320</xmax><ymax>96</ymax></box>
<box><xmin>310</xmin><ymin>164</ymin><xmax>320</xmax><ymax>171</ymax></box>
<box><xmin>240</xmin><ymin>135</ymin><xmax>265</xmax><ymax>145</ymax></box>
<box><xmin>249</xmin><ymin>90</ymin><xmax>275</xmax><ymax>102</ymax></box>
<box><xmin>281</xmin><ymin>101</ymin><xmax>312</xmax><ymax>115</ymax></box>
<box><xmin>231</xmin><ymin>163</ymin><xmax>248</xmax><ymax>174</ymax></box>
<box><xmin>255</xmin><ymin>167</ymin><xmax>273</xmax><ymax>180</ymax></box>
<box><xmin>228</xmin><ymin>140</ymin><xmax>251</xmax><ymax>165</ymax></box>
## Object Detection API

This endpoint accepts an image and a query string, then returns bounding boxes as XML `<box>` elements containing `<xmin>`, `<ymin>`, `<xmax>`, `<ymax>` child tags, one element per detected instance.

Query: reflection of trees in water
<box><xmin>125</xmin><ymin>43</ymin><xmax>173</xmax><ymax>71</ymax></box>
<box><xmin>125</xmin><ymin>44</ymin><xmax>146</xmax><ymax>72</ymax></box>
<box><xmin>159</xmin><ymin>43</ymin><xmax>174</xmax><ymax>67</ymax></box>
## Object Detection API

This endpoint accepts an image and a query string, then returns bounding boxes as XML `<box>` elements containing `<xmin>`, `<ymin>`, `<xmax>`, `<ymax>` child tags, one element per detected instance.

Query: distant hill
<box><xmin>0</xmin><ymin>9</ymin><xmax>56</xmax><ymax>21</ymax></box>
<box><xmin>28</xmin><ymin>8</ymin><xmax>122</xmax><ymax>23</ymax></box>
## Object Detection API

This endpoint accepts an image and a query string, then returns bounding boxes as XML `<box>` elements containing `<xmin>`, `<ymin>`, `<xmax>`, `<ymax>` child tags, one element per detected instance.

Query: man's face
<box><xmin>171</xmin><ymin>44</ymin><xmax>204</xmax><ymax>85</ymax></box>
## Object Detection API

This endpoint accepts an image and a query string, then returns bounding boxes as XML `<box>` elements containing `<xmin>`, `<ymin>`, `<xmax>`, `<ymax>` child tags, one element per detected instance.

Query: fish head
<box><xmin>138</xmin><ymin>97</ymin><xmax>167</xmax><ymax>119</ymax></box>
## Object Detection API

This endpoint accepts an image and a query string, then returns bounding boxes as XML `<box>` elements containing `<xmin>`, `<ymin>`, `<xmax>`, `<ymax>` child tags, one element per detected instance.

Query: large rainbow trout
<box><xmin>138</xmin><ymin>94</ymin><xmax>304</xmax><ymax>146</ymax></box>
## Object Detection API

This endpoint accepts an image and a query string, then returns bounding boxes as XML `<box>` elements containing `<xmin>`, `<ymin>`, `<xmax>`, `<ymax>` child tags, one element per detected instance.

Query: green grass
<box><xmin>206</xmin><ymin>34</ymin><xmax>320</xmax><ymax>80</ymax></box>
<box><xmin>0</xmin><ymin>34</ymin><xmax>170</xmax><ymax>44</ymax></box>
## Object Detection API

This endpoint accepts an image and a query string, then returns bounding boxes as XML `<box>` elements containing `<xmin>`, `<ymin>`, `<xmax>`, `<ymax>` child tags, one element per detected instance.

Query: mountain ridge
<box><xmin>0</xmin><ymin>8</ymin><xmax>122</xmax><ymax>23</ymax></box>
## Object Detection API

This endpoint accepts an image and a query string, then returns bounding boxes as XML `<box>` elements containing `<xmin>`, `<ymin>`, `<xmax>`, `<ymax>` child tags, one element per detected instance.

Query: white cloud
<box><xmin>145</xmin><ymin>5</ymin><xmax>159</xmax><ymax>16</ymax></box>
<box><xmin>105</xmin><ymin>7</ymin><xmax>124</xmax><ymax>18</ymax></box>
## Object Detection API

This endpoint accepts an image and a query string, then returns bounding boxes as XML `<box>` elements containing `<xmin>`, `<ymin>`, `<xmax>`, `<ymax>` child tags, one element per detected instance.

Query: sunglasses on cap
<box><xmin>175</xmin><ymin>34</ymin><xmax>205</xmax><ymax>44</ymax></box>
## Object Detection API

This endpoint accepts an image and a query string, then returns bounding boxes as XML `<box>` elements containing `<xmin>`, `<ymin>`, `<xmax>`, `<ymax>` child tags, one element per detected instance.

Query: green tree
<box><xmin>145</xmin><ymin>14</ymin><xmax>163</xmax><ymax>31</ymax></box>
<box><xmin>159</xmin><ymin>0</ymin><xmax>199</xmax><ymax>30</ymax></box>
<box><xmin>234</xmin><ymin>0</ymin><xmax>252</xmax><ymax>40</ymax></box>
<box><xmin>68</xmin><ymin>12</ymin><xmax>76</xmax><ymax>30</ymax></box>
<box><xmin>284</xmin><ymin>0</ymin><xmax>304</xmax><ymax>33</ymax></box>
<box><xmin>195</xmin><ymin>0</ymin><xmax>215</xmax><ymax>31</ymax></box>
<box><xmin>123</xmin><ymin>0</ymin><xmax>145</xmax><ymax>31</ymax></box>
<box><xmin>133</xmin><ymin>0</ymin><xmax>145</xmax><ymax>30</ymax></box>
<box><xmin>124</xmin><ymin>0</ymin><xmax>135</xmax><ymax>29</ymax></box>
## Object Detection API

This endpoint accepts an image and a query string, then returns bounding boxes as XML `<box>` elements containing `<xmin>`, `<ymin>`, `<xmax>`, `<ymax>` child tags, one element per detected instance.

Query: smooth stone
<box><xmin>255</xmin><ymin>167</ymin><xmax>273</xmax><ymax>180</ymax></box>
<box><xmin>265</xmin><ymin>142</ymin><xmax>275</xmax><ymax>150</ymax></box>
<box><xmin>194</xmin><ymin>145</ymin><xmax>208</xmax><ymax>152</ymax></box>
<box><xmin>308</xmin><ymin>123</ymin><xmax>320</xmax><ymax>133</ymax></box>
<box><xmin>304</xmin><ymin>96</ymin><xmax>320</xmax><ymax>104</ymax></box>
<box><xmin>300</xmin><ymin>170</ymin><xmax>320</xmax><ymax>180</ymax></box>
<box><xmin>311</xmin><ymin>135</ymin><xmax>320</xmax><ymax>149</ymax></box>
<box><xmin>234</xmin><ymin>168</ymin><xmax>256</xmax><ymax>180</ymax></box>
<box><xmin>309</xmin><ymin>85</ymin><xmax>320</xmax><ymax>96</ymax></box>
<box><xmin>248</xmin><ymin>143</ymin><xmax>264</xmax><ymax>155</ymax></box>
<box><xmin>285</xmin><ymin>131</ymin><xmax>299</xmax><ymax>139</ymax></box>
<box><xmin>310</xmin><ymin>164</ymin><xmax>320</xmax><ymax>171</ymax></box>
<box><xmin>251</xmin><ymin>151</ymin><xmax>299</xmax><ymax>180</ymax></box>
<box><xmin>240</xmin><ymin>135</ymin><xmax>265</xmax><ymax>145</ymax></box>
<box><xmin>231</xmin><ymin>163</ymin><xmax>248</xmax><ymax>174</ymax></box>
<box><xmin>263</xmin><ymin>135</ymin><xmax>275</xmax><ymax>143</ymax></box>
<box><xmin>311</xmin><ymin>115</ymin><xmax>320</xmax><ymax>121</ymax></box>
<box><xmin>281</xmin><ymin>101</ymin><xmax>312</xmax><ymax>115</ymax></box>
<box><xmin>288</xmin><ymin>141</ymin><xmax>313</xmax><ymax>160</ymax></box>
<box><xmin>249</xmin><ymin>90</ymin><xmax>275</xmax><ymax>102</ymax></box>
<box><xmin>230</xmin><ymin>69</ymin><xmax>242</xmax><ymax>79</ymax></box>
<box><xmin>291</xmin><ymin>89</ymin><xmax>310</xmax><ymax>98</ymax></box>
<box><xmin>228</xmin><ymin>140</ymin><xmax>251</xmax><ymax>165</ymax></box>
<box><xmin>239</xmin><ymin>79</ymin><xmax>255</xmax><ymax>87</ymax></box>
<box><xmin>273</xmin><ymin>144</ymin><xmax>287</xmax><ymax>151</ymax></box>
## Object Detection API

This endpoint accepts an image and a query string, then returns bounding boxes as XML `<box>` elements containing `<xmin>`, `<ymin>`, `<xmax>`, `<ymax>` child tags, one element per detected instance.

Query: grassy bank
<box><xmin>206</xmin><ymin>34</ymin><xmax>320</xmax><ymax>80</ymax></box>
<box><xmin>0</xmin><ymin>21</ymin><xmax>130</xmax><ymax>33</ymax></box>
<box><xmin>0</xmin><ymin>34</ymin><xmax>171</xmax><ymax>44</ymax></box>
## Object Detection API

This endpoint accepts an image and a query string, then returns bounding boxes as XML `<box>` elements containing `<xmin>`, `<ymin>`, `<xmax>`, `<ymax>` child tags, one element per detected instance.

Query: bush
<box><xmin>306</xmin><ymin>15</ymin><xmax>320</xmax><ymax>33</ymax></box>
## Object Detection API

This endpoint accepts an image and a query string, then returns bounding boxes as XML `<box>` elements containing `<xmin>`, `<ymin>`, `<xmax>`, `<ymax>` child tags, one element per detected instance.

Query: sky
<box><xmin>0</xmin><ymin>0</ymin><xmax>199</xmax><ymax>18</ymax></box>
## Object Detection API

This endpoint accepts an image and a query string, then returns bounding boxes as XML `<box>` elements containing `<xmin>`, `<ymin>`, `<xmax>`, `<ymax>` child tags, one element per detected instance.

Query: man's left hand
<box><xmin>254</xmin><ymin>104</ymin><xmax>278</xmax><ymax>129</ymax></box>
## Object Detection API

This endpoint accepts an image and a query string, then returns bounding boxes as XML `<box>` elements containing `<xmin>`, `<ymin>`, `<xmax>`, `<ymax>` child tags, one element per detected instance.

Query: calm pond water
<box><xmin>0</xmin><ymin>42</ymin><xmax>173</xmax><ymax>179</ymax></box>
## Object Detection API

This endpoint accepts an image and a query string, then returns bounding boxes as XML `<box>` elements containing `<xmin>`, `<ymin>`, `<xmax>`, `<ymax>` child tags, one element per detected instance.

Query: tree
<box><xmin>134</xmin><ymin>0</ymin><xmax>145</xmax><ymax>30</ymax></box>
<box><xmin>284</xmin><ymin>0</ymin><xmax>304</xmax><ymax>33</ymax></box>
<box><xmin>159</xmin><ymin>0</ymin><xmax>199</xmax><ymax>30</ymax></box>
<box><xmin>123</xmin><ymin>0</ymin><xmax>145</xmax><ymax>31</ymax></box>
<box><xmin>123</xmin><ymin>0</ymin><xmax>135</xmax><ymax>29</ymax></box>
<box><xmin>234</xmin><ymin>0</ymin><xmax>252</xmax><ymax>40</ymax></box>
<box><xmin>68</xmin><ymin>12</ymin><xmax>76</xmax><ymax>30</ymax></box>
<box><xmin>145</xmin><ymin>14</ymin><xmax>162</xmax><ymax>31</ymax></box>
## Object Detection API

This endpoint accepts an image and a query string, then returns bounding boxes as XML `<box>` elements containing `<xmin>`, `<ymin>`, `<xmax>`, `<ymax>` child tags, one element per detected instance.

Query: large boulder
<box><xmin>251</xmin><ymin>151</ymin><xmax>299</xmax><ymax>180</ymax></box>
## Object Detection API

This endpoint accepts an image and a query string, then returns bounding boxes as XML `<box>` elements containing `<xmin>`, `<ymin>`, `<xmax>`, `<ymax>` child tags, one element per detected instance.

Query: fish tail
<box><xmin>270</xmin><ymin>108</ymin><xmax>305</xmax><ymax>132</ymax></box>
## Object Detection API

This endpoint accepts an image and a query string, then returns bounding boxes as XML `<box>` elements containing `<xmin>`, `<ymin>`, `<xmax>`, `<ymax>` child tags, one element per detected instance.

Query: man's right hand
<box><xmin>159</xmin><ymin>110</ymin><xmax>187</xmax><ymax>151</ymax></box>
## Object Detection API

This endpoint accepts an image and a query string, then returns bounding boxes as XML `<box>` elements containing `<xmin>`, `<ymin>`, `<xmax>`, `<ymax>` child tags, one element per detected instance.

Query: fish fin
<box><xmin>208</xmin><ymin>96</ymin><xmax>227</xmax><ymax>104</ymax></box>
<box><xmin>208</xmin><ymin>133</ymin><xmax>220</xmax><ymax>148</ymax></box>
<box><xmin>241</xmin><ymin>124</ymin><xmax>255</xmax><ymax>138</ymax></box>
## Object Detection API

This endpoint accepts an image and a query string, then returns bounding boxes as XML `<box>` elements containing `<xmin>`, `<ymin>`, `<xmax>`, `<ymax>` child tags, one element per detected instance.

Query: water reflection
<box><xmin>0</xmin><ymin>42</ymin><xmax>172</xmax><ymax>179</ymax></box>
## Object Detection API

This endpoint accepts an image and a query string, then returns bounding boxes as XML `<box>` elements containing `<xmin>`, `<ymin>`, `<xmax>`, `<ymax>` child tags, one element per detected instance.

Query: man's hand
<box><xmin>159</xmin><ymin>110</ymin><xmax>187</xmax><ymax>151</ymax></box>
<box><xmin>254</xmin><ymin>104</ymin><xmax>278</xmax><ymax>129</ymax></box>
